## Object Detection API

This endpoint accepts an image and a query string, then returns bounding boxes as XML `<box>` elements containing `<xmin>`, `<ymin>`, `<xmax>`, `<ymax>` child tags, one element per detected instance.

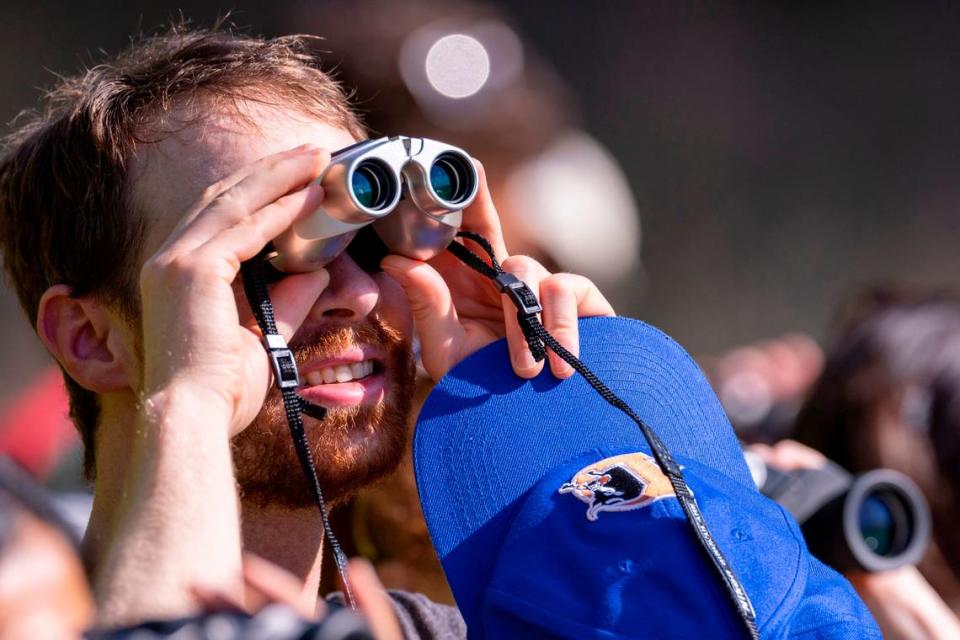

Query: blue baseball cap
<box><xmin>414</xmin><ymin>317</ymin><xmax>879</xmax><ymax>639</ymax></box>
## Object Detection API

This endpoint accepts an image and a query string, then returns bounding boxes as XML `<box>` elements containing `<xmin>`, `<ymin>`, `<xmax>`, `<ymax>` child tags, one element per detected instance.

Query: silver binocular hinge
<box><xmin>270</xmin><ymin>136</ymin><xmax>479</xmax><ymax>273</ymax></box>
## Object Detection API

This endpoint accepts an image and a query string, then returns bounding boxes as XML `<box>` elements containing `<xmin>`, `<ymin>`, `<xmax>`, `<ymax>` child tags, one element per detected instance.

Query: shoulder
<box><xmin>387</xmin><ymin>590</ymin><xmax>466</xmax><ymax>640</ymax></box>
<box><xmin>325</xmin><ymin>590</ymin><xmax>466</xmax><ymax>640</ymax></box>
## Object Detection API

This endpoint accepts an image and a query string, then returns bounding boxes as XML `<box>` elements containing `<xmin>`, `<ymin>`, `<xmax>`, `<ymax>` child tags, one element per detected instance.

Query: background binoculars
<box><xmin>269</xmin><ymin>136</ymin><xmax>478</xmax><ymax>272</ymax></box>
<box><xmin>746</xmin><ymin>451</ymin><xmax>932</xmax><ymax>573</ymax></box>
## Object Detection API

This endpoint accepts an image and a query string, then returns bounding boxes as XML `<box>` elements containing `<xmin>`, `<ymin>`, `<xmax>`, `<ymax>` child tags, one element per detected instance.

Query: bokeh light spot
<box><xmin>424</xmin><ymin>34</ymin><xmax>490</xmax><ymax>99</ymax></box>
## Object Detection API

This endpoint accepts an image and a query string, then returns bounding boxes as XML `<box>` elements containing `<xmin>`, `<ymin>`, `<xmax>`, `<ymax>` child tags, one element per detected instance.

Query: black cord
<box><xmin>240</xmin><ymin>256</ymin><xmax>355</xmax><ymax>609</ymax></box>
<box><xmin>447</xmin><ymin>232</ymin><xmax>760</xmax><ymax>640</ymax></box>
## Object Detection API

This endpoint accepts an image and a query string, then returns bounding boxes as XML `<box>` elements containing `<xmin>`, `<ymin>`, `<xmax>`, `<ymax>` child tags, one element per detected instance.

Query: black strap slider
<box><xmin>263</xmin><ymin>333</ymin><xmax>300</xmax><ymax>389</ymax></box>
<box><xmin>495</xmin><ymin>272</ymin><xmax>542</xmax><ymax>316</ymax></box>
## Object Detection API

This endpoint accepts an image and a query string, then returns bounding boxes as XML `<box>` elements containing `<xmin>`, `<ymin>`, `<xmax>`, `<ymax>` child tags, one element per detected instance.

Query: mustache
<box><xmin>288</xmin><ymin>317</ymin><xmax>408</xmax><ymax>364</ymax></box>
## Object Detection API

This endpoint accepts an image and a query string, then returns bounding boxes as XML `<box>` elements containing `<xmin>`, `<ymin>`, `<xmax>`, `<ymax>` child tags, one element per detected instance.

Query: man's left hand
<box><xmin>381</xmin><ymin>160</ymin><xmax>615</xmax><ymax>382</ymax></box>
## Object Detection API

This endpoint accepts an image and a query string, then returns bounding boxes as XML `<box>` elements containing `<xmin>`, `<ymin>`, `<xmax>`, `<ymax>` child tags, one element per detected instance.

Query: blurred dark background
<box><xmin>2</xmin><ymin>1</ymin><xmax>958</xmax><ymax>408</ymax></box>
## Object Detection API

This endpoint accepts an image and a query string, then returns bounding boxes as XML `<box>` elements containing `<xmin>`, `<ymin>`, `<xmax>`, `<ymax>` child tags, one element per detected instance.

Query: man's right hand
<box><xmin>95</xmin><ymin>145</ymin><xmax>332</xmax><ymax>627</ymax></box>
<box><xmin>138</xmin><ymin>144</ymin><xmax>331</xmax><ymax>436</ymax></box>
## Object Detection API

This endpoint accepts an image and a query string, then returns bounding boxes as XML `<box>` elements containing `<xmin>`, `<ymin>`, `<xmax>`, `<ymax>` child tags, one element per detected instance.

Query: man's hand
<box><xmin>381</xmin><ymin>161</ymin><xmax>615</xmax><ymax>381</ymax></box>
<box><xmin>196</xmin><ymin>555</ymin><xmax>403</xmax><ymax>640</ymax></box>
<box><xmin>95</xmin><ymin>145</ymin><xmax>332</xmax><ymax>627</ymax></box>
<box><xmin>139</xmin><ymin>144</ymin><xmax>332</xmax><ymax>436</ymax></box>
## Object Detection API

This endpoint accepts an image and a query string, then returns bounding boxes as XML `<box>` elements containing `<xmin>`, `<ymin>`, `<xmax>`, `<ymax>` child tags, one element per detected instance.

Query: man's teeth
<box><xmin>304</xmin><ymin>361</ymin><xmax>375</xmax><ymax>386</ymax></box>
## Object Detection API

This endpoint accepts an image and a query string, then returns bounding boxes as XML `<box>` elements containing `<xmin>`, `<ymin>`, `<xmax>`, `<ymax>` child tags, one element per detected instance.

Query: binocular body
<box><xmin>746</xmin><ymin>452</ymin><xmax>931</xmax><ymax>573</ymax></box>
<box><xmin>269</xmin><ymin>136</ymin><xmax>478</xmax><ymax>272</ymax></box>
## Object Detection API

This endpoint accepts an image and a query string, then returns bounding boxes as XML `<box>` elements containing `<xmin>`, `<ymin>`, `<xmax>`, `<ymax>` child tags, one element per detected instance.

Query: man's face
<box><xmin>131</xmin><ymin>105</ymin><xmax>416</xmax><ymax>506</ymax></box>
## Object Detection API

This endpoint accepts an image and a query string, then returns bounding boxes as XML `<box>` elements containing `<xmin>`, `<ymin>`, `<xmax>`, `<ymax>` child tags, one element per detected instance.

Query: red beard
<box><xmin>231</xmin><ymin>316</ymin><xmax>415</xmax><ymax>508</ymax></box>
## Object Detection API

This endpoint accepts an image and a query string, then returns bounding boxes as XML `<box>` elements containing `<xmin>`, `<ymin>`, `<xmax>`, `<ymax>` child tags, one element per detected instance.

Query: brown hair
<box><xmin>0</xmin><ymin>23</ymin><xmax>366</xmax><ymax>478</ymax></box>
<box><xmin>793</xmin><ymin>285</ymin><xmax>960</xmax><ymax>609</ymax></box>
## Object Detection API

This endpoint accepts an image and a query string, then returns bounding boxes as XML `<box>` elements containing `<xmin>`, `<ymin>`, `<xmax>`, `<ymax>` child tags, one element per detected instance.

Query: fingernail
<box><xmin>513</xmin><ymin>349</ymin><xmax>537</xmax><ymax>373</ymax></box>
<box><xmin>379</xmin><ymin>263</ymin><xmax>403</xmax><ymax>284</ymax></box>
<box><xmin>555</xmin><ymin>364</ymin><xmax>574</xmax><ymax>379</ymax></box>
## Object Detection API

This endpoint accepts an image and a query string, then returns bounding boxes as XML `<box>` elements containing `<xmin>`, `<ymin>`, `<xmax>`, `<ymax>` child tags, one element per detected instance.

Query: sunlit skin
<box><xmin>36</xmin><ymin>99</ymin><xmax>614</xmax><ymax>626</ymax></box>
<box><xmin>80</xmin><ymin>105</ymin><xmax>416</xmax><ymax>616</ymax></box>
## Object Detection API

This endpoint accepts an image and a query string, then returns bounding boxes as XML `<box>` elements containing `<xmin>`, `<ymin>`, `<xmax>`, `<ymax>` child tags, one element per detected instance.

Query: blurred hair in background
<box><xmin>791</xmin><ymin>285</ymin><xmax>960</xmax><ymax>612</ymax></box>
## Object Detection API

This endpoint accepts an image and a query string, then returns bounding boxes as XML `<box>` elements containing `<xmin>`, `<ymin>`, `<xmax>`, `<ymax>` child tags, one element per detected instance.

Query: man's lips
<box><xmin>295</xmin><ymin>346</ymin><xmax>386</xmax><ymax>408</ymax></box>
<box><xmin>302</xmin><ymin>360</ymin><xmax>375</xmax><ymax>386</ymax></box>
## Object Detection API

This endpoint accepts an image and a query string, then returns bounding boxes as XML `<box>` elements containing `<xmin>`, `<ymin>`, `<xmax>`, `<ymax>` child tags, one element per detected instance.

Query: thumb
<box><xmin>347</xmin><ymin>558</ymin><xmax>403</xmax><ymax>640</ymax></box>
<box><xmin>264</xmin><ymin>268</ymin><xmax>330</xmax><ymax>341</ymax></box>
<box><xmin>380</xmin><ymin>255</ymin><xmax>463</xmax><ymax>380</ymax></box>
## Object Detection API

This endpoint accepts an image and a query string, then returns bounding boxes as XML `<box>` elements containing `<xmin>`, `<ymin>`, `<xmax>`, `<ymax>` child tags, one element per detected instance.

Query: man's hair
<box><xmin>0</xmin><ymin>24</ymin><xmax>366</xmax><ymax>478</ymax></box>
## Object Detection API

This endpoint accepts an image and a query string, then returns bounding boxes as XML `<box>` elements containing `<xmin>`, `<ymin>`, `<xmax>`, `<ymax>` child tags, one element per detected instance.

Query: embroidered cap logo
<box><xmin>560</xmin><ymin>452</ymin><xmax>676</xmax><ymax>521</ymax></box>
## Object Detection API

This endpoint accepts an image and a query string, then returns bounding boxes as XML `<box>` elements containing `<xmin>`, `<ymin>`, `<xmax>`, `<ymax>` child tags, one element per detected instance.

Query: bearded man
<box><xmin>0</xmin><ymin>25</ymin><xmax>614</xmax><ymax>634</ymax></box>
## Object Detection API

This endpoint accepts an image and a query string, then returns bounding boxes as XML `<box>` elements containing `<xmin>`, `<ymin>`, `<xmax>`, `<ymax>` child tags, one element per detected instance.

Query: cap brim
<box><xmin>413</xmin><ymin>316</ymin><xmax>752</xmax><ymax>633</ymax></box>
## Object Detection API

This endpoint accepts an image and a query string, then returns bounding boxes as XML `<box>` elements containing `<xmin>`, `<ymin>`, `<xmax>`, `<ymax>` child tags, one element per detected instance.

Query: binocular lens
<box><xmin>430</xmin><ymin>154</ymin><xmax>473</xmax><ymax>204</ymax></box>
<box><xmin>858</xmin><ymin>490</ymin><xmax>909</xmax><ymax>557</ymax></box>
<box><xmin>352</xmin><ymin>162</ymin><xmax>394</xmax><ymax>210</ymax></box>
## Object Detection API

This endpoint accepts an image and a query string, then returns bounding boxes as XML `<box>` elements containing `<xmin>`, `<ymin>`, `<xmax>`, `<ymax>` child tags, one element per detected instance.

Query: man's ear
<box><xmin>36</xmin><ymin>285</ymin><xmax>135</xmax><ymax>393</ymax></box>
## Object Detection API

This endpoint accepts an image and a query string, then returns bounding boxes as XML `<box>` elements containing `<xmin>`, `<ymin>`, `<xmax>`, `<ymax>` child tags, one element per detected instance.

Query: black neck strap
<box><xmin>240</xmin><ymin>257</ymin><xmax>355</xmax><ymax>608</ymax></box>
<box><xmin>448</xmin><ymin>231</ymin><xmax>760</xmax><ymax>640</ymax></box>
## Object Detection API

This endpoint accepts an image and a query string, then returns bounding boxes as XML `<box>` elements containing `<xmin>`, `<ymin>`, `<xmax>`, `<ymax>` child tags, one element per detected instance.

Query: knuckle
<box><xmin>200</xmin><ymin>180</ymin><xmax>226</xmax><ymax>202</ymax></box>
<box><xmin>211</xmin><ymin>189</ymin><xmax>246</xmax><ymax>217</ymax></box>
<box><xmin>539</xmin><ymin>273</ymin><xmax>579</xmax><ymax>300</ymax></box>
<box><xmin>163</xmin><ymin>253</ymin><xmax>199</xmax><ymax>277</ymax></box>
<box><xmin>503</xmin><ymin>254</ymin><xmax>542</xmax><ymax>278</ymax></box>
<box><xmin>139</xmin><ymin>252</ymin><xmax>196</xmax><ymax>289</ymax></box>
<box><xmin>234</xmin><ymin>215</ymin><xmax>266</xmax><ymax>243</ymax></box>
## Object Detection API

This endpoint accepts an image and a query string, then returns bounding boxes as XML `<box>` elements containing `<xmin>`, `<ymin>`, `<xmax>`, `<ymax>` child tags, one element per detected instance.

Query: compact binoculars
<box><xmin>269</xmin><ymin>136</ymin><xmax>478</xmax><ymax>272</ymax></box>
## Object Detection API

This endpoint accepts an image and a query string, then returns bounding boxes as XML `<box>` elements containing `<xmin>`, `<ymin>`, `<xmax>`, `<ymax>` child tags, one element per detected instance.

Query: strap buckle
<box><xmin>263</xmin><ymin>334</ymin><xmax>300</xmax><ymax>390</ymax></box>
<box><xmin>495</xmin><ymin>272</ymin><xmax>542</xmax><ymax>316</ymax></box>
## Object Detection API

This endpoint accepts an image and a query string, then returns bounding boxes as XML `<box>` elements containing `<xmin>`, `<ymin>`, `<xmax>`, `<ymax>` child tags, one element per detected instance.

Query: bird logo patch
<box><xmin>559</xmin><ymin>452</ymin><xmax>675</xmax><ymax>521</ymax></box>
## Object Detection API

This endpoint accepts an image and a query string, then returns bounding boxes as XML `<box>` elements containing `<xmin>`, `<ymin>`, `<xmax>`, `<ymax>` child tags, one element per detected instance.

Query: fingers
<box><xmin>197</xmin><ymin>180</ymin><xmax>325</xmax><ymax>269</ymax></box>
<box><xmin>347</xmin><ymin>558</ymin><xmax>403</xmax><ymax>640</ymax></box>
<box><xmin>539</xmin><ymin>275</ymin><xmax>580</xmax><ymax>379</ymax></box>
<box><xmin>144</xmin><ymin>179</ymin><xmax>327</xmax><ymax>305</ymax></box>
<box><xmin>459</xmin><ymin>160</ymin><xmax>509</xmax><ymax>262</ymax></box>
<box><xmin>241</xmin><ymin>553</ymin><xmax>317</xmax><ymax>620</ymax></box>
<box><xmin>749</xmin><ymin>440</ymin><xmax>827</xmax><ymax>472</ymax></box>
<box><xmin>540</xmin><ymin>272</ymin><xmax>615</xmax><ymax>371</ymax></box>
<box><xmin>501</xmin><ymin>257</ymin><xmax>616</xmax><ymax>379</ymax></box>
<box><xmin>263</xmin><ymin>269</ymin><xmax>330</xmax><ymax>343</ymax></box>
<box><xmin>380</xmin><ymin>254</ymin><xmax>464</xmax><ymax>380</ymax></box>
<box><xmin>163</xmin><ymin>145</ymin><xmax>329</xmax><ymax>256</ymax></box>
<box><xmin>500</xmin><ymin>256</ymin><xmax>551</xmax><ymax>378</ymax></box>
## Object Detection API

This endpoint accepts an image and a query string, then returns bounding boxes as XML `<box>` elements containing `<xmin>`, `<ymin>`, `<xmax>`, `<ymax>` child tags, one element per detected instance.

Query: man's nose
<box><xmin>307</xmin><ymin>253</ymin><xmax>380</xmax><ymax>321</ymax></box>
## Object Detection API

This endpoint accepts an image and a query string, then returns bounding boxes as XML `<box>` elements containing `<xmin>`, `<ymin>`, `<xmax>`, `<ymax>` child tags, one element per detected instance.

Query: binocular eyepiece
<box><xmin>268</xmin><ymin>136</ymin><xmax>478</xmax><ymax>272</ymax></box>
<box><xmin>745</xmin><ymin>451</ymin><xmax>932</xmax><ymax>573</ymax></box>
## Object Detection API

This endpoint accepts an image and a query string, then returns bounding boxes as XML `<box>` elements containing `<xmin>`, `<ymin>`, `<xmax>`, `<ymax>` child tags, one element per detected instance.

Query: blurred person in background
<box><xmin>284</xmin><ymin>0</ymin><xmax>641</xmax><ymax>602</ymax></box>
<box><xmin>749</xmin><ymin>438</ymin><xmax>960</xmax><ymax>640</ymax></box>
<box><xmin>0</xmin><ymin>456</ymin><xmax>93</xmax><ymax>639</ymax></box>
<box><xmin>770</xmin><ymin>285</ymin><xmax>960</xmax><ymax>638</ymax></box>
<box><xmin>704</xmin><ymin>332</ymin><xmax>824</xmax><ymax>444</ymax></box>
<box><xmin>0</xmin><ymin>451</ymin><xmax>400</xmax><ymax>639</ymax></box>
